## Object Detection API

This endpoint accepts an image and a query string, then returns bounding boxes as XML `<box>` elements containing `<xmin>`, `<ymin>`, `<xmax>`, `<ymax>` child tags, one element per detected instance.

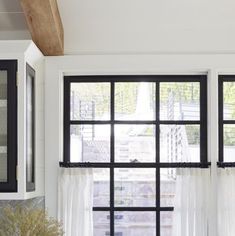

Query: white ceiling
<box><xmin>57</xmin><ymin>0</ymin><xmax>235</xmax><ymax>54</ymax></box>
<box><xmin>0</xmin><ymin>0</ymin><xmax>29</xmax><ymax>39</ymax></box>
<box><xmin>2</xmin><ymin>0</ymin><xmax>235</xmax><ymax>54</ymax></box>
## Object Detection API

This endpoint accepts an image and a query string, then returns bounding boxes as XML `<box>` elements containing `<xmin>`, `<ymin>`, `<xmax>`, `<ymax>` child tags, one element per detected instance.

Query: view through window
<box><xmin>219</xmin><ymin>76</ymin><xmax>235</xmax><ymax>163</ymax></box>
<box><xmin>63</xmin><ymin>75</ymin><xmax>207</xmax><ymax>236</ymax></box>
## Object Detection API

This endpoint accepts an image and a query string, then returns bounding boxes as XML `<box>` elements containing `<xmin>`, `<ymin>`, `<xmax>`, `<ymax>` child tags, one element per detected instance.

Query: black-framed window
<box><xmin>62</xmin><ymin>75</ymin><xmax>208</xmax><ymax>236</ymax></box>
<box><xmin>218</xmin><ymin>75</ymin><xmax>235</xmax><ymax>166</ymax></box>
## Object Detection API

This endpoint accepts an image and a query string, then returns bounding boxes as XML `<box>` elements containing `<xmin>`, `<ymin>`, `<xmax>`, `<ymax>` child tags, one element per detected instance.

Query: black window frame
<box><xmin>62</xmin><ymin>75</ymin><xmax>209</xmax><ymax>236</ymax></box>
<box><xmin>218</xmin><ymin>75</ymin><xmax>235</xmax><ymax>167</ymax></box>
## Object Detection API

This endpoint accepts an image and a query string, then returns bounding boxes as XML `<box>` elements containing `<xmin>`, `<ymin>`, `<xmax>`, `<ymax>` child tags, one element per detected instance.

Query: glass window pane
<box><xmin>94</xmin><ymin>169</ymin><xmax>110</xmax><ymax>207</ymax></box>
<box><xmin>160</xmin><ymin>125</ymin><xmax>200</xmax><ymax>162</ymax></box>
<box><xmin>0</xmin><ymin>70</ymin><xmax>7</xmax><ymax>182</ymax></box>
<box><xmin>115</xmin><ymin>82</ymin><xmax>155</xmax><ymax>120</ymax></box>
<box><xmin>223</xmin><ymin>82</ymin><xmax>235</xmax><ymax>120</ymax></box>
<box><xmin>161</xmin><ymin>212</ymin><xmax>174</xmax><ymax>236</ymax></box>
<box><xmin>160</xmin><ymin>82</ymin><xmax>200</xmax><ymax>121</ymax></box>
<box><xmin>26</xmin><ymin>70</ymin><xmax>35</xmax><ymax>186</ymax></box>
<box><xmin>115</xmin><ymin>168</ymin><xmax>156</xmax><ymax>207</ymax></box>
<box><xmin>224</xmin><ymin>124</ymin><xmax>235</xmax><ymax>162</ymax></box>
<box><xmin>93</xmin><ymin>212</ymin><xmax>110</xmax><ymax>236</ymax></box>
<box><xmin>160</xmin><ymin>169</ymin><xmax>176</xmax><ymax>207</ymax></box>
<box><xmin>115</xmin><ymin>211</ymin><xmax>156</xmax><ymax>236</ymax></box>
<box><xmin>115</xmin><ymin>125</ymin><xmax>155</xmax><ymax>163</ymax></box>
<box><xmin>70</xmin><ymin>125</ymin><xmax>110</xmax><ymax>162</ymax></box>
<box><xmin>70</xmin><ymin>83</ymin><xmax>110</xmax><ymax>120</ymax></box>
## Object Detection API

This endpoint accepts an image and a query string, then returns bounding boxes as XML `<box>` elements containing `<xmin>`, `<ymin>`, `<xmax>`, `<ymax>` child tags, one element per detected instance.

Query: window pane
<box><xmin>115</xmin><ymin>82</ymin><xmax>155</xmax><ymax>120</ymax></box>
<box><xmin>0</xmin><ymin>71</ymin><xmax>7</xmax><ymax>182</ymax></box>
<box><xmin>93</xmin><ymin>211</ymin><xmax>110</xmax><ymax>236</ymax></box>
<box><xmin>160</xmin><ymin>82</ymin><xmax>200</xmax><ymax>121</ymax></box>
<box><xmin>115</xmin><ymin>211</ymin><xmax>156</xmax><ymax>236</ymax></box>
<box><xmin>224</xmin><ymin>124</ymin><xmax>235</xmax><ymax>162</ymax></box>
<box><xmin>70</xmin><ymin>125</ymin><xmax>110</xmax><ymax>162</ymax></box>
<box><xmin>160</xmin><ymin>125</ymin><xmax>200</xmax><ymax>162</ymax></box>
<box><xmin>160</xmin><ymin>169</ymin><xmax>176</xmax><ymax>207</ymax></box>
<box><xmin>26</xmin><ymin>69</ymin><xmax>35</xmax><ymax>187</ymax></box>
<box><xmin>161</xmin><ymin>212</ymin><xmax>174</xmax><ymax>236</ymax></box>
<box><xmin>223</xmin><ymin>82</ymin><xmax>235</xmax><ymax>120</ymax></box>
<box><xmin>115</xmin><ymin>125</ymin><xmax>155</xmax><ymax>163</ymax></box>
<box><xmin>115</xmin><ymin>168</ymin><xmax>155</xmax><ymax>207</ymax></box>
<box><xmin>71</xmin><ymin>83</ymin><xmax>110</xmax><ymax>120</ymax></box>
<box><xmin>94</xmin><ymin>169</ymin><xmax>110</xmax><ymax>207</ymax></box>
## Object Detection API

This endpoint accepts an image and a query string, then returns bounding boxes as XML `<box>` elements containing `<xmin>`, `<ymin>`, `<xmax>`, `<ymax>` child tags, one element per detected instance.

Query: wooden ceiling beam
<box><xmin>20</xmin><ymin>0</ymin><xmax>64</xmax><ymax>56</ymax></box>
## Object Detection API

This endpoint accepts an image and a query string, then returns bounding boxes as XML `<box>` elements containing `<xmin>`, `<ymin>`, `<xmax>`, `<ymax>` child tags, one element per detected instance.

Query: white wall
<box><xmin>58</xmin><ymin>0</ymin><xmax>235</xmax><ymax>54</ymax></box>
<box><xmin>44</xmin><ymin>53</ymin><xmax>235</xmax><ymax>236</ymax></box>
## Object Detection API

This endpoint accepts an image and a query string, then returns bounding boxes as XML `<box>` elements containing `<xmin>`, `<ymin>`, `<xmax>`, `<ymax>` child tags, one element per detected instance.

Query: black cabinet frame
<box><xmin>0</xmin><ymin>60</ymin><xmax>17</xmax><ymax>192</ymax></box>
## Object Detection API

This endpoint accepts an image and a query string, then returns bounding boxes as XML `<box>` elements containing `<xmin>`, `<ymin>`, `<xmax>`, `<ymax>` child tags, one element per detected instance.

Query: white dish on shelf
<box><xmin>0</xmin><ymin>100</ymin><xmax>7</xmax><ymax>107</ymax></box>
<box><xmin>0</xmin><ymin>146</ymin><xmax>7</xmax><ymax>153</ymax></box>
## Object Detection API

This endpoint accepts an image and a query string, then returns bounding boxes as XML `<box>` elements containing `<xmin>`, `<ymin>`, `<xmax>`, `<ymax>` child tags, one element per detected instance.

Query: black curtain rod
<box><xmin>59</xmin><ymin>162</ymin><xmax>211</xmax><ymax>168</ymax></box>
<box><xmin>217</xmin><ymin>162</ymin><xmax>235</xmax><ymax>168</ymax></box>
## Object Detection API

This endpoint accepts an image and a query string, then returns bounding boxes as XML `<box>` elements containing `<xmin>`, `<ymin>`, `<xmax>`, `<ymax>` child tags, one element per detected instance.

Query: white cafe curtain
<box><xmin>58</xmin><ymin>168</ymin><xmax>93</xmax><ymax>236</ymax></box>
<box><xmin>172</xmin><ymin>168</ymin><xmax>210</xmax><ymax>236</ymax></box>
<box><xmin>217</xmin><ymin>168</ymin><xmax>235</xmax><ymax>236</ymax></box>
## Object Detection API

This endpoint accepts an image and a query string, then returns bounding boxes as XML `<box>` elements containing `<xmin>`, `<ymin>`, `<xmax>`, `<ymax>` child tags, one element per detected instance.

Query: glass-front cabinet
<box><xmin>0</xmin><ymin>60</ymin><xmax>17</xmax><ymax>192</ymax></box>
<box><xmin>0</xmin><ymin>41</ymin><xmax>44</xmax><ymax>199</ymax></box>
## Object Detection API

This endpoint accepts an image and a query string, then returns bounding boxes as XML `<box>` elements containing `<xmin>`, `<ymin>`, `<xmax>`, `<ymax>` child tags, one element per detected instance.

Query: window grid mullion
<box><xmin>156</xmin><ymin>82</ymin><xmax>161</xmax><ymax>236</ymax></box>
<box><xmin>69</xmin><ymin>120</ymin><xmax>201</xmax><ymax>125</ymax></box>
<box><xmin>110</xmin><ymin>81</ymin><xmax>115</xmax><ymax>236</ymax></box>
<box><xmin>63</xmin><ymin>80</ymin><xmax>71</xmax><ymax>163</ymax></box>
<box><xmin>200</xmin><ymin>79</ymin><xmax>208</xmax><ymax>163</ymax></box>
<box><xmin>218</xmin><ymin>77</ymin><xmax>224</xmax><ymax>162</ymax></box>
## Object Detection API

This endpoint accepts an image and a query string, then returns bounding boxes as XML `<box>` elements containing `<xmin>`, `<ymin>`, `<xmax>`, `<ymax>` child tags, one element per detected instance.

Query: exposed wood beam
<box><xmin>20</xmin><ymin>0</ymin><xmax>64</xmax><ymax>56</ymax></box>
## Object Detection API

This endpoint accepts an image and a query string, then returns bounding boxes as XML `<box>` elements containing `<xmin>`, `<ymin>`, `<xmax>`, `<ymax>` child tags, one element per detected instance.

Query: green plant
<box><xmin>0</xmin><ymin>206</ymin><xmax>63</xmax><ymax>236</ymax></box>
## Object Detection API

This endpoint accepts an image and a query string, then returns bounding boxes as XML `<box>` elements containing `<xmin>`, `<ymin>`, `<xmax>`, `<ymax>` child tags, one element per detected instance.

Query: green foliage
<box><xmin>223</xmin><ymin>83</ymin><xmax>235</xmax><ymax>145</ymax></box>
<box><xmin>115</xmin><ymin>83</ymin><xmax>138</xmax><ymax>114</ymax></box>
<box><xmin>160</xmin><ymin>82</ymin><xmax>200</xmax><ymax>103</ymax></box>
<box><xmin>224</xmin><ymin>126</ymin><xmax>235</xmax><ymax>146</ymax></box>
<box><xmin>224</xmin><ymin>82</ymin><xmax>235</xmax><ymax>119</ymax></box>
<box><xmin>186</xmin><ymin>126</ymin><xmax>200</xmax><ymax>145</ymax></box>
<box><xmin>0</xmin><ymin>206</ymin><xmax>63</xmax><ymax>236</ymax></box>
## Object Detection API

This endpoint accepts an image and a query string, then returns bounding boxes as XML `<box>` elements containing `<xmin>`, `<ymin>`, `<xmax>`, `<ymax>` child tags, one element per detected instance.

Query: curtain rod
<box><xmin>217</xmin><ymin>162</ymin><xmax>235</xmax><ymax>168</ymax></box>
<box><xmin>59</xmin><ymin>162</ymin><xmax>211</xmax><ymax>168</ymax></box>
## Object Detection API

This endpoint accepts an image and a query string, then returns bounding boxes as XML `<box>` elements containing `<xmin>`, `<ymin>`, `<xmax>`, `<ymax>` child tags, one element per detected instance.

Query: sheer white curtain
<box><xmin>58</xmin><ymin>168</ymin><xmax>93</xmax><ymax>236</ymax></box>
<box><xmin>217</xmin><ymin>168</ymin><xmax>235</xmax><ymax>236</ymax></box>
<box><xmin>172</xmin><ymin>168</ymin><xmax>210</xmax><ymax>236</ymax></box>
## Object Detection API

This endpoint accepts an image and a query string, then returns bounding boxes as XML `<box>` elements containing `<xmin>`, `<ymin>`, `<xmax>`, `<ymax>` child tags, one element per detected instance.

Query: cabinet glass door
<box><xmin>0</xmin><ymin>70</ymin><xmax>7</xmax><ymax>182</ymax></box>
<box><xmin>0</xmin><ymin>60</ymin><xmax>17</xmax><ymax>192</ymax></box>
<box><xmin>26</xmin><ymin>64</ymin><xmax>35</xmax><ymax>192</ymax></box>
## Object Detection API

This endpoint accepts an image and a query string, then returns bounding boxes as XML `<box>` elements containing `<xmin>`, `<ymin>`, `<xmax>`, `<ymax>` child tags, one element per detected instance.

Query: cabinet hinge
<box><xmin>16</xmin><ymin>72</ymin><xmax>18</xmax><ymax>87</ymax></box>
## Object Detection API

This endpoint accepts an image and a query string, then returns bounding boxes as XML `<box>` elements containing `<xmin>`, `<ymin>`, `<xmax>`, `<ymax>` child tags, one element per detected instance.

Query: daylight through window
<box><xmin>63</xmin><ymin>75</ymin><xmax>208</xmax><ymax>236</ymax></box>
